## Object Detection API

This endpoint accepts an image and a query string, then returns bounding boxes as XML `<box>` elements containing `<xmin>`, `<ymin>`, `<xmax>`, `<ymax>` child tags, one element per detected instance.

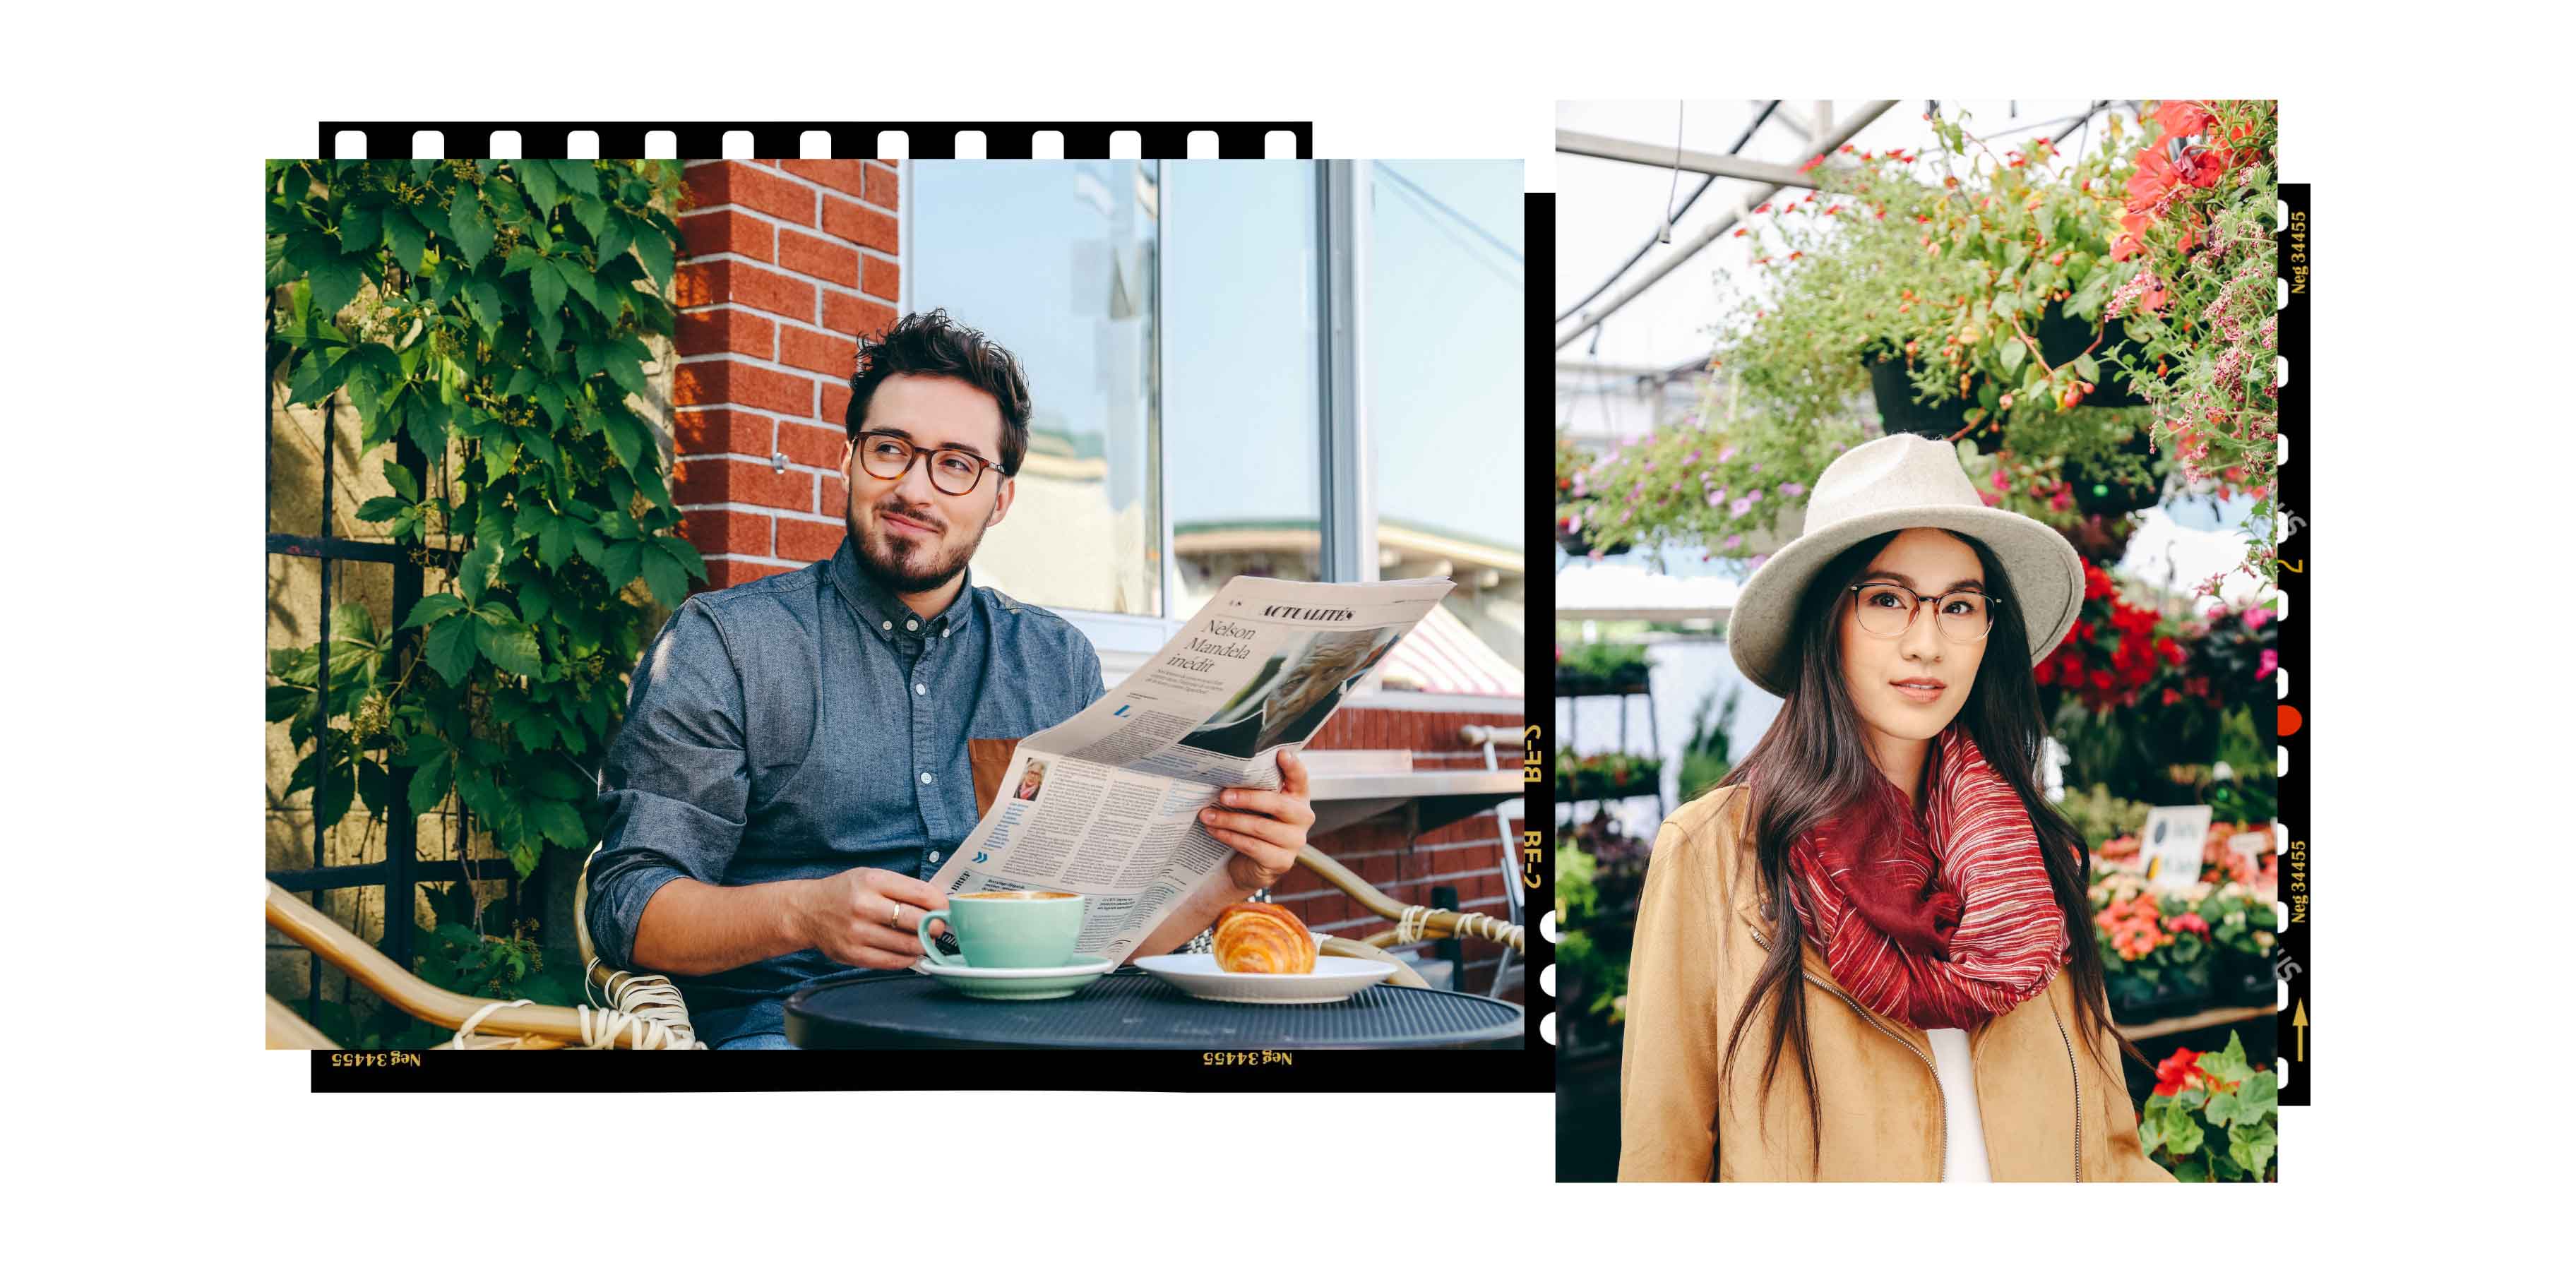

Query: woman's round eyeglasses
<box><xmin>1848</xmin><ymin>581</ymin><xmax>1999</xmax><ymax>643</ymax></box>
<box><xmin>854</xmin><ymin>431</ymin><xmax>1006</xmax><ymax>496</ymax></box>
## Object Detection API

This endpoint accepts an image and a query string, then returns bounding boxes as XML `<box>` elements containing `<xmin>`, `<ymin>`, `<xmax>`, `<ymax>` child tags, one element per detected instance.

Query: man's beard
<box><xmin>847</xmin><ymin>498</ymin><xmax>988</xmax><ymax>594</ymax></box>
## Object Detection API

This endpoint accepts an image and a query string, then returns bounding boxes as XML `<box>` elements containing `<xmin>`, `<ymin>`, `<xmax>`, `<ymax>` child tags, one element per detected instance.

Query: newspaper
<box><xmin>926</xmin><ymin>575</ymin><xmax>1457</xmax><ymax>962</ymax></box>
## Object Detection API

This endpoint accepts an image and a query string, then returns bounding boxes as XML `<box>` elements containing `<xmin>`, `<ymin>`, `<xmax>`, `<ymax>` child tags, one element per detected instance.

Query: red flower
<box><xmin>1799</xmin><ymin>153</ymin><xmax>1825</xmax><ymax>174</ymax></box>
<box><xmin>2153</xmin><ymin>1046</ymin><xmax>2203</xmax><ymax>1096</ymax></box>
<box><xmin>2126</xmin><ymin>149</ymin><xmax>2183</xmax><ymax>212</ymax></box>
<box><xmin>2152</xmin><ymin>100</ymin><xmax>2214</xmax><ymax>143</ymax></box>
<box><xmin>2176</xmin><ymin>148</ymin><xmax>2226</xmax><ymax>188</ymax></box>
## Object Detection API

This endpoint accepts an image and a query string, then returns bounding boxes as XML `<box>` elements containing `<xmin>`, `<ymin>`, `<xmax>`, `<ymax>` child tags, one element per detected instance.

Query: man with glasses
<box><xmin>585</xmin><ymin>310</ymin><xmax>1316</xmax><ymax>1048</ymax></box>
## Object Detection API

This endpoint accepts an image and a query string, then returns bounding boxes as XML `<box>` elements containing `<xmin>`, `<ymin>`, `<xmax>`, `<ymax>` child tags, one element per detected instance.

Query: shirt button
<box><xmin>919</xmin><ymin>772</ymin><xmax>934</xmax><ymax>784</ymax></box>
<box><xmin>942</xmin><ymin>628</ymin><xmax>950</xmax><ymax>637</ymax></box>
<box><xmin>881</xmin><ymin>621</ymin><xmax>891</xmax><ymax>630</ymax></box>
<box><xmin>928</xmin><ymin>850</ymin><xmax>942</xmax><ymax>864</ymax></box>
<box><xmin>914</xmin><ymin>683</ymin><xmax>927</xmax><ymax>695</ymax></box>
<box><xmin>906</xmin><ymin>619</ymin><xmax>919</xmax><ymax>631</ymax></box>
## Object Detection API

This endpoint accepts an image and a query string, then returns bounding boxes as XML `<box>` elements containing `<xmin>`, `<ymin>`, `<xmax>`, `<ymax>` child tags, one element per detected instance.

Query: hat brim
<box><xmin>1727</xmin><ymin>503</ymin><xmax>2085</xmax><ymax>697</ymax></box>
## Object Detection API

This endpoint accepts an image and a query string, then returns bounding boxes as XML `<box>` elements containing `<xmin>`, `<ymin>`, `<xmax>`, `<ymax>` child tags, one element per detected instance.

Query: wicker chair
<box><xmin>265</xmin><ymin>879</ymin><xmax>700</xmax><ymax>1050</ymax></box>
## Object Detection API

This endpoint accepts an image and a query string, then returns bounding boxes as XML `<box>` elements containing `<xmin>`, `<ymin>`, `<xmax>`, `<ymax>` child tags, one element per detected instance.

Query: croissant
<box><xmin>1212</xmin><ymin>901</ymin><xmax>1317</xmax><ymax>974</ymax></box>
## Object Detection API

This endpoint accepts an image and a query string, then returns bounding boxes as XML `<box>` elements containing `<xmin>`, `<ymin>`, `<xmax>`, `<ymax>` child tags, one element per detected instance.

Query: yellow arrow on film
<box><xmin>2292</xmin><ymin>1000</ymin><xmax>2307</xmax><ymax>1059</ymax></box>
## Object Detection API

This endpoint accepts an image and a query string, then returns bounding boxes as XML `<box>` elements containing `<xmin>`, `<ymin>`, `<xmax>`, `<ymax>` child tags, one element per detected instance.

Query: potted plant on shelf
<box><xmin>1554</xmin><ymin>751</ymin><xmax>1666</xmax><ymax>801</ymax></box>
<box><xmin>2141</xmin><ymin>1031</ymin><xmax>2279</xmax><ymax>1181</ymax></box>
<box><xmin>2092</xmin><ymin>876</ymin><xmax>2214</xmax><ymax>1023</ymax></box>
<box><xmin>1556</xmin><ymin>640</ymin><xmax>1653</xmax><ymax>697</ymax></box>
<box><xmin>2202</xmin><ymin>880</ymin><xmax>2281</xmax><ymax>1006</ymax></box>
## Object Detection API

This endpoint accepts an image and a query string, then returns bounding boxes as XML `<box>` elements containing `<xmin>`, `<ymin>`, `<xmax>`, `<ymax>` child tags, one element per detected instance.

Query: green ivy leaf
<box><xmin>554</xmin><ymin>257</ymin><xmax>603</xmax><ymax>318</ymax></box>
<box><xmin>456</xmin><ymin>541</ymin><xmax>497</xmax><ymax>607</ymax></box>
<box><xmin>604</xmin><ymin>335</ymin><xmax>651</xmax><ymax>398</ymax></box>
<box><xmin>570</xmin><ymin>193</ymin><xmax>611</xmax><ymax>244</ymax></box>
<box><xmin>551</xmin><ymin>159</ymin><xmax>601</xmax><ymax>200</ymax></box>
<box><xmin>633</xmin><ymin>222</ymin><xmax>675</xmax><ymax>290</ymax></box>
<box><xmin>308</xmin><ymin>256</ymin><xmax>367</xmax><ymax>323</ymax></box>
<box><xmin>383</xmin><ymin>460</ymin><xmax>421</xmax><ymax>503</ymax></box>
<box><xmin>511</xmin><ymin>714</ymin><xmax>558</xmax><ymax>753</ymax></box>
<box><xmin>527</xmin><ymin>798</ymin><xmax>588</xmax><ymax>851</ymax></box>
<box><xmin>447</xmin><ymin>186</ymin><xmax>494</xmax><ymax>268</ymax></box>
<box><xmin>602</xmin><ymin>539</ymin><xmax>643</xmax><ymax>589</ymax></box>
<box><xmin>476</xmin><ymin>618</ymin><xmax>544</xmax><ymax>679</ymax></box>
<box><xmin>572</xmin><ymin>526</ymin><xmax>607</xmax><ymax>570</ymax></box>
<box><xmin>338</xmin><ymin>203</ymin><xmax>383</xmax><ymax>255</ymax></box>
<box><xmin>527</xmin><ymin>256</ymin><xmax>567</xmax><ymax>319</ymax></box>
<box><xmin>2226</xmin><ymin>1120</ymin><xmax>2275</xmax><ymax>1177</ymax></box>
<box><xmin>266</xmin><ymin>685</ymin><xmax>311</xmax><ymax>724</ymax></box>
<box><xmin>537</xmin><ymin>514</ymin><xmax>573</xmax><ymax>570</ymax></box>
<box><xmin>482</xmin><ymin>430</ymin><xmax>522</xmax><ymax>484</ymax></box>
<box><xmin>424</xmin><ymin>613</ymin><xmax>477</xmax><ymax>683</ymax></box>
<box><xmin>516</xmin><ymin>160</ymin><xmax>560</xmax><ymax>215</ymax></box>
<box><xmin>314</xmin><ymin>750</ymin><xmax>356</xmax><ymax>831</ymax></box>
<box><xmin>516</xmin><ymin>421</ymin><xmax>559</xmax><ymax>476</ymax></box>
<box><xmin>639</xmin><ymin>544</ymin><xmax>687</xmax><ymax>607</ymax></box>
<box><xmin>597</xmin><ymin>208</ymin><xmax>636</xmax><ymax>267</ymax></box>
<box><xmin>384</xmin><ymin>205</ymin><xmax>428</xmax><ymax>272</ymax></box>
<box><xmin>655</xmin><ymin>534</ymin><xmax>707</xmax><ymax>580</ymax></box>
<box><xmin>518</xmin><ymin>573</ymin><xmax>555</xmax><ymax>625</ymax></box>
<box><xmin>354</xmin><ymin>496</ymin><xmax>409</xmax><ymax>522</ymax></box>
<box><xmin>402</xmin><ymin>593</ymin><xmax>465</xmax><ymax>630</ymax></box>
<box><xmin>465</xmin><ymin>279</ymin><xmax>505</xmax><ymax>344</ymax></box>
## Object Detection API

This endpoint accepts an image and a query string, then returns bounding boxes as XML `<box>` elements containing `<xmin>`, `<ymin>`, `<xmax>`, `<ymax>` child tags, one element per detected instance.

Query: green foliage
<box><xmin>265</xmin><ymin>157</ymin><xmax>700</xmax><ymax>887</ymax></box>
<box><xmin>304</xmin><ymin>880</ymin><xmax>583</xmax><ymax>1050</ymax></box>
<box><xmin>2141</xmin><ymin>1030</ymin><xmax>2279</xmax><ymax>1181</ymax></box>
<box><xmin>1677</xmin><ymin>685</ymin><xmax>1741</xmax><ymax>801</ymax></box>
<box><xmin>1555</xmin><ymin>640</ymin><xmax>1652</xmax><ymax>690</ymax></box>
<box><xmin>2053</xmin><ymin>782</ymin><xmax>2151</xmax><ymax>850</ymax></box>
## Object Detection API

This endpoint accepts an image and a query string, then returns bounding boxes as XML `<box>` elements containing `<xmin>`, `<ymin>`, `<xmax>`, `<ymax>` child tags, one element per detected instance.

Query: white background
<box><xmin>7</xmin><ymin>1</ymin><xmax>2554</xmax><ymax>1272</ymax></box>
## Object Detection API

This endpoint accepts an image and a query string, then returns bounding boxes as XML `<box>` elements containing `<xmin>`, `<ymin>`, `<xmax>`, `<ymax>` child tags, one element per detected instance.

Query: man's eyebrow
<box><xmin>1858</xmin><ymin>570</ymin><xmax>1985</xmax><ymax>593</ymax></box>
<box><xmin>862</xmin><ymin>425</ymin><xmax>994</xmax><ymax>456</ymax></box>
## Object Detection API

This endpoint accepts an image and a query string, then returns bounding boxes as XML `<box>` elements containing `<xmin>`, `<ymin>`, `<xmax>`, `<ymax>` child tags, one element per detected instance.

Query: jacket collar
<box><xmin>828</xmin><ymin>534</ymin><xmax>979</xmax><ymax>642</ymax></box>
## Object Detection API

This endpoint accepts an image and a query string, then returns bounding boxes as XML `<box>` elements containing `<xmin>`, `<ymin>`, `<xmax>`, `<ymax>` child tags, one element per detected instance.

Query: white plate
<box><xmin>915</xmin><ymin>954</ymin><xmax>1118</xmax><ymax>1001</ymax></box>
<box><xmin>1132</xmin><ymin>954</ymin><xmax>1398</xmax><ymax>1005</ymax></box>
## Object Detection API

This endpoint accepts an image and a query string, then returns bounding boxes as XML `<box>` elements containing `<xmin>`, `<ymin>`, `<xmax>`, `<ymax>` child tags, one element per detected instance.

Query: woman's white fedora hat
<box><xmin>1727</xmin><ymin>433</ymin><xmax>2085</xmax><ymax>697</ymax></box>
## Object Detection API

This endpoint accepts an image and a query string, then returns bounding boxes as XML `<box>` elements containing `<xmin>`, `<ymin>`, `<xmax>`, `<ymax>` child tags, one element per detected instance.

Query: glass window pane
<box><xmin>1364</xmin><ymin>160</ymin><xmax>1526</xmax><ymax>684</ymax></box>
<box><xmin>910</xmin><ymin>160</ymin><xmax>1160</xmax><ymax>616</ymax></box>
<box><xmin>1161</xmin><ymin>161</ymin><xmax>1323</xmax><ymax>621</ymax></box>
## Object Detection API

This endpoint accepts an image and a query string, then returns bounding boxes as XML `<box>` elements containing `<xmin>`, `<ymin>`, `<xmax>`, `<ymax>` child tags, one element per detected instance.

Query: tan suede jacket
<box><xmin>1617</xmin><ymin>784</ymin><xmax>2177</xmax><ymax>1182</ymax></box>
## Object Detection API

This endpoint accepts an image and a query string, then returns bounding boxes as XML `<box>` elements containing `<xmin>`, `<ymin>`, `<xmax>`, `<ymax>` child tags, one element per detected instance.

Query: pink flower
<box><xmin>1568</xmin><ymin>513</ymin><xmax>1582</xmax><ymax>534</ymax></box>
<box><xmin>1748</xmin><ymin>553</ymin><xmax>1770</xmax><ymax>572</ymax></box>
<box><xmin>1779</xmin><ymin>481</ymin><xmax>1804</xmax><ymax>497</ymax></box>
<box><xmin>1730</xmin><ymin>497</ymin><xmax>1753</xmax><ymax>517</ymax></box>
<box><xmin>1706</xmin><ymin>489</ymin><xmax>1726</xmax><ymax>507</ymax></box>
<box><xmin>1746</xmin><ymin>489</ymin><xmax>1763</xmax><ymax>503</ymax></box>
<box><xmin>1717</xmin><ymin>446</ymin><xmax>1737</xmax><ymax>464</ymax></box>
<box><xmin>2256</xmin><ymin>648</ymin><xmax>2278</xmax><ymax>680</ymax></box>
<box><xmin>1683</xmin><ymin>450</ymin><xmax>1701</xmax><ymax>465</ymax></box>
<box><xmin>1724</xmin><ymin>534</ymin><xmax>1742</xmax><ymax>549</ymax></box>
<box><xmin>1749</xmin><ymin>462</ymin><xmax>1763</xmax><ymax>473</ymax></box>
<box><xmin>2244</xmin><ymin>606</ymin><xmax>2276</xmax><ymax>630</ymax></box>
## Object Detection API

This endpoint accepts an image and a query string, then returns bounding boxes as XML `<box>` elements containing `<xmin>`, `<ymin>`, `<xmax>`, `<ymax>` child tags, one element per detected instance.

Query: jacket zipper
<box><xmin>1751</xmin><ymin>924</ymin><xmax>1946</xmax><ymax>1182</ymax></box>
<box><xmin>2049</xmin><ymin>998</ymin><xmax>2082</xmax><ymax>1181</ymax></box>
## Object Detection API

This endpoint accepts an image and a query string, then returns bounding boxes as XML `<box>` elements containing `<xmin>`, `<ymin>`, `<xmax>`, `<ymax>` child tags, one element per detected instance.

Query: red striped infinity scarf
<box><xmin>1780</xmin><ymin>724</ymin><xmax>2065</xmax><ymax>1031</ymax></box>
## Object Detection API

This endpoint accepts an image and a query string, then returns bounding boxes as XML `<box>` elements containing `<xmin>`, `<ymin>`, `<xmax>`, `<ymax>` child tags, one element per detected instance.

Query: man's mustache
<box><xmin>877</xmin><ymin>505</ymin><xmax>945</xmax><ymax>534</ymax></box>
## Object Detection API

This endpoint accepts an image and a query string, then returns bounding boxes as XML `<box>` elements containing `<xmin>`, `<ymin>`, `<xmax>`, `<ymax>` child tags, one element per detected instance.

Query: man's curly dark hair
<box><xmin>843</xmin><ymin>308</ymin><xmax>1032</xmax><ymax>477</ymax></box>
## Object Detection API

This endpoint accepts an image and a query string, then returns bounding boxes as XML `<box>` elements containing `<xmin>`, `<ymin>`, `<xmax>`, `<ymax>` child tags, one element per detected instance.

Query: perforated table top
<box><xmin>783</xmin><ymin>971</ymin><xmax>1524</xmax><ymax>1050</ymax></box>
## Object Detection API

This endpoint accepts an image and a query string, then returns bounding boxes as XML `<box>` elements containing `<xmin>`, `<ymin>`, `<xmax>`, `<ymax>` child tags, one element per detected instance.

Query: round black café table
<box><xmin>783</xmin><ymin>969</ymin><xmax>1525</xmax><ymax>1049</ymax></box>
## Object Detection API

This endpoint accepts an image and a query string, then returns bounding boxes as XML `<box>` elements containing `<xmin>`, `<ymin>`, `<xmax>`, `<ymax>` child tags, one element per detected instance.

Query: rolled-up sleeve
<box><xmin>585</xmin><ymin>599</ymin><xmax>751</xmax><ymax>972</ymax></box>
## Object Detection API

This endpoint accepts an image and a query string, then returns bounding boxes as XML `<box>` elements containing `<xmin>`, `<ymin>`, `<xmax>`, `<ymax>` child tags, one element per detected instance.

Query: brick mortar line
<box><xmin>671</xmin><ymin>449</ymin><xmax>837</xmax><ymax>479</ymax></box>
<box><xmin>679</xmin><ymin>250</ymin><xmax>896</xmax><ymax>308</ymax></box>
<box><xmin>676</xmin><ymin>501</ymin><xmax>842</xmax><ymax>525</ymax></box>
<box><xmin>665</xmin><ymin>400</ymin><xmax>849</xmax><ymax>435</ymax></box>
<box><xmin>680</xmin><ymin>205</ymin><xmax>900</xmax><ymax>260</ymax></box>
<box><xmin>680</xmin><ymin>304</ymin><xmax>898</xmax><ymax>347</ymax></box>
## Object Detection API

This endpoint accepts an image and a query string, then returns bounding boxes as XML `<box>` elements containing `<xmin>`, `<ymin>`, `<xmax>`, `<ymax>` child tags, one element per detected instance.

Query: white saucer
<box><xmin>1131</xmin><ymin>954</ymin><xmax>1397</xmax><ymax>1005</ymax></box>
<box><xmin>916</xmin><ymin>954</ymin><xmax>1116</xmax><ymax>1000</ymax></box>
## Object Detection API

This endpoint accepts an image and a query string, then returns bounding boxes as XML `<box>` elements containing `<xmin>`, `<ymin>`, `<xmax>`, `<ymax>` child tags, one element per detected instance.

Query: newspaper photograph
<box><xmin>925</xmin><ymin>575</ymin><xmax>1456</xmax><ymax>961</ymax></box>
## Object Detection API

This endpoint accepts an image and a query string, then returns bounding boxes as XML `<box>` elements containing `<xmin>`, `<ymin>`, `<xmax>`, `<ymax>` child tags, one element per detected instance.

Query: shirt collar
<box><xmin>829</xmin><ymin>534</ymin><xmax>979</xmax><ymax>642</ymax></box>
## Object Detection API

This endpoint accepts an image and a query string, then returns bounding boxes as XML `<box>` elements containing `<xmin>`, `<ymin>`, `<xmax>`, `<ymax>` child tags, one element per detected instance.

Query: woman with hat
<box><xmin>1617</xmin><ymin>433</ymin><xmax>2176</xmax><ymax>1182</ymax></box>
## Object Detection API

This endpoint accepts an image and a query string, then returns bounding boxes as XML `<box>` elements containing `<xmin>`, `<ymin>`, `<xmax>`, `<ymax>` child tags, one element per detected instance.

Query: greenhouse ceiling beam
<box><xmin>1556</xmin><ymin>360</ymin><xmax>1679</xmax><ymax>378</ymax></box>
<box><xmin>1555</xmin><ymin>129</ymin><xmax>1812</xmax><ymax>188</ymax></box>
<box><xmin>1554</xmin><ymin>99</ymin><xmax>1896</xmax><ymax>352</ymax></box>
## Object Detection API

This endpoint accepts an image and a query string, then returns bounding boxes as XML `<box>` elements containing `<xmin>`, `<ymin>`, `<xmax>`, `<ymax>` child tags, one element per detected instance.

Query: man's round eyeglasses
<box><xmin>1848</xmin><ymin>581</ymin><xmax>1999</xmax><ymax>644</ymax></box>
<box><xmin>854</xmin><ymin>431</ymin><xmax>1006</xmax><ymax>496</ymax></box>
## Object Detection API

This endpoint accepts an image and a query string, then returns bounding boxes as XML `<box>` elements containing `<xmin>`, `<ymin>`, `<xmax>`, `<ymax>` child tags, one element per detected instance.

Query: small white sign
<box><xmin>2142</xmin><ymin>805</ymin><xmax>2214</xmax><ymax>889</ymax></box>
<box><xmin>2226</xmin><ymin>829</ymin><xmax>2273</xmax><ymax>859</ymax></box>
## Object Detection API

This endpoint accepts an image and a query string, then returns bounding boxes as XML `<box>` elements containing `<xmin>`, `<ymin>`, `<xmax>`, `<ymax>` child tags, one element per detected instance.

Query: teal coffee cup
<box><xmin>919</xmin><ymin>891</ymin><xmax>1085</xmax><ymax>969</ymax></box>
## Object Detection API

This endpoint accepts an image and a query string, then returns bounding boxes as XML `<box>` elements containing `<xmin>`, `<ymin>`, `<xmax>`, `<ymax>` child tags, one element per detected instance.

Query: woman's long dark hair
<box><xmin>1706</xmin><ymin>528</ymin><xmax>2148</xmax><ymax>1175</ymax></box>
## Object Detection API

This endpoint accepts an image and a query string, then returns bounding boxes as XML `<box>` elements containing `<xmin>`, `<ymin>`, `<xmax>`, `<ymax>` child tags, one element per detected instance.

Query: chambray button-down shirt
<box><xmin>585</xmin><ymin>536</ymin><xmax>1104</xmax><ymax>1045</ymax></box>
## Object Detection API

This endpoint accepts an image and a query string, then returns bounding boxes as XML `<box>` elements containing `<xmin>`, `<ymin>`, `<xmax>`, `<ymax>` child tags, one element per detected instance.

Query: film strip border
<box><xmin>1524</xmin><ymin>194</ymin><xmax>1560</xmax><ymax>1055</ymax></box>
<box><xmin>317</xmin><ymin>121</ymin><xmax>1311</xmax><ymax>160</ymax></box>
<box><xmin>2274</xmin><ymin>181</ymin><xmax>2308</xmax><ymax>1106</ymax></box>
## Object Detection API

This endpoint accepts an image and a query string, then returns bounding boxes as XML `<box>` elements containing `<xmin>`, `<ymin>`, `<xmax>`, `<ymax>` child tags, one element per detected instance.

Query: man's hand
<box><xmin>1199</xmin><ymin>747</ymin><xmax>1318</xmax><ymax>893</ymax></box>
<box><xmin>792</xmin><ymin>868</ymin><xmax>951</xmax><ymax>970</ymax></box>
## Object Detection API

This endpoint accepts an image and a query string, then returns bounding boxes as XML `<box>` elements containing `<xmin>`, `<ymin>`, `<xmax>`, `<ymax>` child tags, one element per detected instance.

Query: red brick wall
<box><xmin>1277</xmin><ymin>706</ymin><xmax>1528</xmax><ymax>997</ymax></box>
<box><xmin>672</xmin><ymin>159</ymin><xmax>901</xmax><ymax>590</ymax></box>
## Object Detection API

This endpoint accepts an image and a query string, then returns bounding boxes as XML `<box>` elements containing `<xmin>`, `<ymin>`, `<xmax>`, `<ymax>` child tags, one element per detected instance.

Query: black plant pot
<box><xmin>2031</xmin><ymin>303</ymin><xmax>2147</xmax><ymax>408</ymax></box>
<box><xmin>2061</xmin><ymin>423</ymin><xmax>2164</xmax><ymax>517</ymax></box>
<box><xmin>2217</xmin><ymin>949</ymin><xmax>2279</xmax><ymax>1007</ymax></box>
<box><xmin>1866</xmin><ymin>354</ymin><xmax>1984</xmax><ymax>441</ymax></box>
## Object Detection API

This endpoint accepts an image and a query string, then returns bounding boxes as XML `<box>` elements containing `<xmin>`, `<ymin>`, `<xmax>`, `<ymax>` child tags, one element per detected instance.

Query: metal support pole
<box><xmin>1556</xmin><ymin>100</ymin><xmax>1897</xmax><ymax>351</ymax></box>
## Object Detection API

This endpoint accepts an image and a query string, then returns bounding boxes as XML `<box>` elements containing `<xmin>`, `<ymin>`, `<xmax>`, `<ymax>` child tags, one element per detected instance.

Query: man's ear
<box><xmin>987</xmin><ymin>475</ymin><xmax>1014</xmax><ymax>527</ymax></box>
<box><xmin>838</xmin><ymin>436</ymin><xmax>856</xmax><ymax>474</ymax></box>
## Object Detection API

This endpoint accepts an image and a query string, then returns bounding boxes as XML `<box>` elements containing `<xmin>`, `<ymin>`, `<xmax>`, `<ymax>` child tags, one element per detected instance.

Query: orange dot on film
<box><xmin>2277</xmin><ymin>705</ymin><xmax>2303</xmax><ymax>737</ymax></box>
